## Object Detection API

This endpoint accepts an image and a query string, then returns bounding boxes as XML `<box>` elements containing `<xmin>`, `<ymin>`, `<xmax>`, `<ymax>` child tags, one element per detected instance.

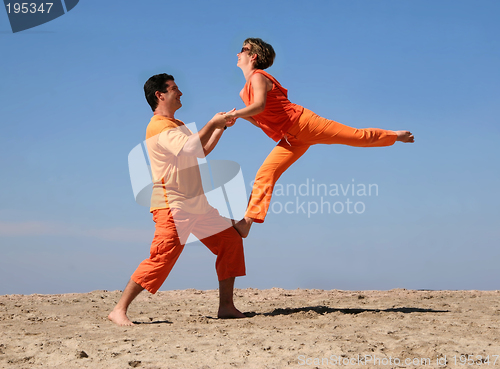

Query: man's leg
<box><xmin>218</xmin><ymin>277</ymin><xmax>246</xmax><ymax>319</ymax></box>
<box><xmin>108</xmin><ymin>279</ymin><xmax>144</xmax><ymax>326</ymax></box>
<box><xmin>108</xmin><ymin>209</ymin><xmax>187</xmax><ymax>326</ymax></box>
<box><xmin>192</xmin><ymin>208</ymin><xmax>246</xmax><ymax>318</ymax></box>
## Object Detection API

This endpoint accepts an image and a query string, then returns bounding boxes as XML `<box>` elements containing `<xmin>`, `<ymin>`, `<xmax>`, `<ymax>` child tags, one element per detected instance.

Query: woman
<box><xmin>224</xmin><ymin>38</ymin><xmax>414</xmax><ymax>238</ymax></box>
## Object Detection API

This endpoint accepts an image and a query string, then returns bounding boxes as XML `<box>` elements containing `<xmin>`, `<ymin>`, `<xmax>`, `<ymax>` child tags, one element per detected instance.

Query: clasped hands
<box><xmin>211</xmin><ymin>108</ymin><xmax>238</xmax><ymax>129</ymax></box>
<box><xmin>223</xmin><ymin>108</ymin><xmax>238</xmax><ymax>127</ymax></box>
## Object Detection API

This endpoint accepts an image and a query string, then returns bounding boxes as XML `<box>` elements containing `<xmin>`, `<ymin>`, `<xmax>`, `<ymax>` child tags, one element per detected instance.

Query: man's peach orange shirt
<box><xmin>145</xmin><ymin>115</ymin><xmax>210</xmax><ymax>214</ymax></box>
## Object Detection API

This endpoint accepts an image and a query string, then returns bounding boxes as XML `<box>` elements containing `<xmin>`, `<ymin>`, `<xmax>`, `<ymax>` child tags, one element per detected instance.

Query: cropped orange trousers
<box><xmin>131</xmin><ymin>207</ymin><xmax>245</xmax><ymax>294</ymax></box>
<box><xmin>245</xmin><ymin>108</ymin><xmax>398</xmax><ymax>223</ymax></box>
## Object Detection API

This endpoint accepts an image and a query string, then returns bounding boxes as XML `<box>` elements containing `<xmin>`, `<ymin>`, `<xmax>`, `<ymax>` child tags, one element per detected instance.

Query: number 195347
<box><xmin>5</xmin><ymin>3</ymin><xmax>53</xmax><ymax>14</ymax></box>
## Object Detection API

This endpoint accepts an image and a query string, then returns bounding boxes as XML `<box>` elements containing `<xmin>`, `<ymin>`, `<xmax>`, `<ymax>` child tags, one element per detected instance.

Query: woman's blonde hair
<box><xmin>243</xmin><ymin>38</ymin><xmax>275</xmax><ymax>70</ymax></box>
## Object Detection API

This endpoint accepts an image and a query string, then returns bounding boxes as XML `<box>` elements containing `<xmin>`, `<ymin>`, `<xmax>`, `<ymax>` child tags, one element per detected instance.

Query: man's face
<box><xmin>160</xmin><ymin>80</ymin><xmax>183</xmax><ymax>110</ymax></box>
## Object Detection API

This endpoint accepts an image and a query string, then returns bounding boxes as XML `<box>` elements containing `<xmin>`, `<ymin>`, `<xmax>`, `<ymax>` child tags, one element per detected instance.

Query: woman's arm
<box><xmin>225</xmin><ymin>73</ymin><xmax>272</xmax><ymax>120</ymax></box>
<box><xmin>241</xmin><ymin>116</ymin><xmax>260</xmax><ymax>128</ymax></box>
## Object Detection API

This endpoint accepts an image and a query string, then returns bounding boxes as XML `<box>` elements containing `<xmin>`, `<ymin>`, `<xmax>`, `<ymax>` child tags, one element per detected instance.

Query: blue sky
<box><xmin>1</xmin><ymin>0</ymin><xmax>499</xmax><ymax>294</ymax></box>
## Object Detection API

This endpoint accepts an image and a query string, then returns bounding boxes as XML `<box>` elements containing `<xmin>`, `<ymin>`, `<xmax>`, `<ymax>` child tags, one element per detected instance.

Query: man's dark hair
<box><xmin>144</xmin><ymin>73</ymin><xmax>175</xmax><ymax>111</ymax></box>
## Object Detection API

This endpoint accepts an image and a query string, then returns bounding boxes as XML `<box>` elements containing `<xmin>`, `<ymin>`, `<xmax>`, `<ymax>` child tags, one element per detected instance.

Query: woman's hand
<box><xmin>223</xmin><ymin>108</ymin><xmax>238</xmax><ymax>127</ymax></box>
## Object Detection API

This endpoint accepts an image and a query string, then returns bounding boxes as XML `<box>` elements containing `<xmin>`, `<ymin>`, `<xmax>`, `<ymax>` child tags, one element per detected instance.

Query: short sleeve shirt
<box><xmin>145</xmin><ymin>115</ymin><xmax>210</xmax><ymax>214</ymax></box>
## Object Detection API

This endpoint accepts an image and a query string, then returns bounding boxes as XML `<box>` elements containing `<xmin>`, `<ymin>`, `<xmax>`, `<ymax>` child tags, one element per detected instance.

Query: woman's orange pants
<box><xmin>245</xmin><ymin>108</ymin><xmax>398</xmax><ymax>223</ymax></box>
<box><xmin>131</xmin><ymin>207</ymin><xmax>246</xmax><ymax>294</ymax></box>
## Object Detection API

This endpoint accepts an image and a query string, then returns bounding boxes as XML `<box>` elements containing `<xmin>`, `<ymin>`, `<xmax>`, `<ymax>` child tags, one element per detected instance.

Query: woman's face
<box><xmin>237</xmin><ymin>44</ymin><xmax>253</xmax><ymax>68</ymax></box>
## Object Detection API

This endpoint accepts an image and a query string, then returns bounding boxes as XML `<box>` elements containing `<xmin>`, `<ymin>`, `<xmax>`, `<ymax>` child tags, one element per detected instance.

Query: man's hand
<box><xmin>209</xmin><ymin>112</ymin><xmax>228</xmax><ymax>129</ymax></box>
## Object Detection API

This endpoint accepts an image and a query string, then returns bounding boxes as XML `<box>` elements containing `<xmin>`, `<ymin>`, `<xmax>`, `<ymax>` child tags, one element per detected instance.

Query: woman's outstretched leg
<box><xmin>235</xmin><ymin>110</ymin><xmax>414</xmax><ymax>238</ymax></box>
<box><xmin>395</xmin><ymin>130</ymin><xmax>414</xmax><ymax>143</ymax></box>
<box><xmin>290</xmin><ymin>108</ymin><xmax>414</xmax><ymax>147</ymax></box>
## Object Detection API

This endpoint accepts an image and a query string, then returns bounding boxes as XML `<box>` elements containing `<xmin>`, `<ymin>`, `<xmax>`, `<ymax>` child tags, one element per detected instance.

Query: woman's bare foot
<box><xmin>108</xmin><ymin>309</ymin><xmax>135</xmax><ymax>326</ymax></box>
<box><xmin>395</xmin><ymin>130</ymin><xmax>414</xmax><ymax>143</ymax></box>
<box><xmin>218</xmin><ymin>305</ymin><xmax>247</xmax><ymax>319</ymax></box>
<box><xmin>233</xmin><ymin>217</ymin><xmax>253</xmax><ymax>238</ymax></box>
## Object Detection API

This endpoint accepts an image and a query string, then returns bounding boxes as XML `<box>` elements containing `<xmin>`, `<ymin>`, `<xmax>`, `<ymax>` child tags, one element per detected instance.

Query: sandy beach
<box><xmin>1</xmin><ymin>288</ymin><xmax>499</xmax><ymax>368</ymax></box>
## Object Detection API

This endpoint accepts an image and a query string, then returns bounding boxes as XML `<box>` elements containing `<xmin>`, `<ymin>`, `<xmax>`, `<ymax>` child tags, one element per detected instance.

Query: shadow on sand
<box><xmin>132</xmin><ymin>320</ymin><xmax>173</xmax><ymax>325</ymax></box>
<box><xmin>243</xmin><ymin>305</ymin><xmax>450</xmax><ymax>318</ymax></box>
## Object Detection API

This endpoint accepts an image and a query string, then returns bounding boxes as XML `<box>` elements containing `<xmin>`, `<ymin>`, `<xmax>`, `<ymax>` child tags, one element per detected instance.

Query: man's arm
<box><xmin>201</xmin><ymin>109</ymin><xmax>239</xmax><ymax>156</ymax></box>
<box><xmin>179</xmin><ymin>113</ymin><xmax>227</xmax><ymax>158</ymax></box>
<box><xmin>202</xmin><ymin>127</ymin><xmax>225</xmax><ymax>156</ymax></box>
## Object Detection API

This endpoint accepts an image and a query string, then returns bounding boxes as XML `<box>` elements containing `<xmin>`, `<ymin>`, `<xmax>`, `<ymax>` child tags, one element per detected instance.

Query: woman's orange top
<box><xmin>241</xmin><ymin>70</ymin><xmax>304</xmax><ymax>142</ymax></box>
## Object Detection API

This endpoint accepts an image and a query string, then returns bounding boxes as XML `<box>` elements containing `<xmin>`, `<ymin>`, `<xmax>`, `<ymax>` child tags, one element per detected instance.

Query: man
<box><xmin>108</xmin><ymin>73</ymin><xmax>246</xmax><ymax>326</ymax></box>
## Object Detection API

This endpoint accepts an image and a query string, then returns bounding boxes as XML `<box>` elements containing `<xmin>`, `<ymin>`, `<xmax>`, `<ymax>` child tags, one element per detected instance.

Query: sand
<box><xmin>0</xmin><ymin>288</ymin><xmax>499</xmax><ymax>369</ymax></box>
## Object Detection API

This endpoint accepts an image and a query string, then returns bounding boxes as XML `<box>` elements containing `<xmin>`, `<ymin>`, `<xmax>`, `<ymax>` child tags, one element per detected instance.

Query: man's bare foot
<box><xmin>218</xmin><ymin>305</ymin><xmax>246</xmax><ymax>319</ymax></box>
<box><xmin>108</xmin><ymin>309</ymin><xmax>135</xmax><ymax>326</ymax></box>
<box><xmin>395</xmin><ymin>130</ymin><xmax>414</xmax><ymax>143</ymax></box>
<box><xmin>233</xmin><ymin>217</ymin><xmax>253</xmax><ymax>238</ymax></box>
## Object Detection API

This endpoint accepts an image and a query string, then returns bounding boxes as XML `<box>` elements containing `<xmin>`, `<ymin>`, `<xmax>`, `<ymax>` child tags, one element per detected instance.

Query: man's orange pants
<box><xmin>245</xmin><ymin>108</ymin><xmax>398</xmax><ymax>223</ymax></box>
<box><xmin>131</xmin><ymin>207</ymin><xmax>245</xmax><ymax>294</ymax></box>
